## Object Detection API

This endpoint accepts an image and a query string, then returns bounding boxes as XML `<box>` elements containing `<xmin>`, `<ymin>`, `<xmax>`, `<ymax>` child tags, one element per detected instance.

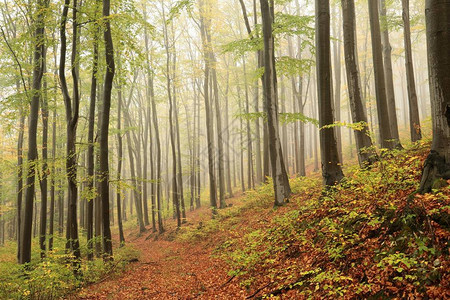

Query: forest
<box><xmin>0</xmin><ymin>0</ymin><xmax>449</xmax><ymax>298</ymax></box>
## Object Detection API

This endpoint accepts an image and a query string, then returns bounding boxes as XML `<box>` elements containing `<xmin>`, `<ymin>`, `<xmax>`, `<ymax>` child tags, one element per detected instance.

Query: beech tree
<box><xmin>19</xmin><ymin>0</ymin><xmax>48</xmax><ymax>264</ymax></box>
<box><xmin>260</xmin><ymin>0</ymin><xmax>291</xmax><ymax>205</ymax></box>
<box><xmin>99</xmin><ymin>0</ymin><xmax>114</xmax><ymax>259</ymax></box>
<box><xmin>401</xmin><ymin>0</ymin><xmax>422</xmax><ymax>142</ymax></box>
<box><xmin>341</xmin><ymin>0</ymin><xmax>377</xmax><ymax>166</ymax></box>
<box><xmin>59</xmin><ymin>0</ymin><xmax>81</xmax><ymax>261</ymax></box>
<box><xmin>419</xmin><ymin>0</ymin><xmax>450</xmax><ymax>193</ymax></box>
<box><xmin>368</xmin><ymin>0</ymin><xmax>395</xmax><ymax>150</ymax></box>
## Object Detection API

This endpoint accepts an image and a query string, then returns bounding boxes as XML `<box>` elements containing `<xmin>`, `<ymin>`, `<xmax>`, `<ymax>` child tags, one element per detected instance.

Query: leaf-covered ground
<box><xmin>77</xmin><ymin>143</ymin><xmax>450</xmax><ymax>299</ymax></box>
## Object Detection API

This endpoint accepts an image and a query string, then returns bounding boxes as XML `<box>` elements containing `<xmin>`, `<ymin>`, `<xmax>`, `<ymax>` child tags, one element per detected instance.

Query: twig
<box><xmin>246</xmin><ymin>282</ymin><xmax>270</xmax><ymax>299</ymax></box>
<box><xmin>219</xmin><ymin>274</ymin><xmax>236</xmax><ymax>288</ymax></box>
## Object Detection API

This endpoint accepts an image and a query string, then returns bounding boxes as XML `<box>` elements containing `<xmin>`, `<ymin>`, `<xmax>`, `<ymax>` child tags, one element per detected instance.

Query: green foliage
<box><xmin>167</xmin><ymin>0</ymin><xmax>194</xmax><ymax>23</ymax></box>
<box><xmin>221</xmin><ymin>37</ymin><xmax>263</xmax><ymax>56</ymax></box>
<box><xmin>273</xmin><ymin>13</ymin><xmax>314</xmax><ymax>41</ymax></box>
<box><xmin>276</xmin><ymin>56</ymin><xmax>314</xmax><ymax>77</ymax></box>
<box><xmin>279</xmin><ymin>112</ymin><xmax>319</xmax><ymax>126</ymax></box>
<box><xmin>218</xmin><ymin>143</ymin><xmax>450</xmax><ymax>298</ymax></box>
<box><xmin>0</xmin><ymin>235</ymin><xmax>140</xmax><ymax>299</ymax></box>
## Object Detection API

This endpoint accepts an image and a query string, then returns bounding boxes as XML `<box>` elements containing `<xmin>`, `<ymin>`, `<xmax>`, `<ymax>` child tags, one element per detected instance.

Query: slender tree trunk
<box><xmin>19</xmin><ymin>0</ymin><xmax>47</xmax><ymax>264</ymax></box>
<box><xmin>60</xmin><ymin>0</ymin><xmax>81</xmax><ymax>262</ymax></box>
<box><xmin>401</xmin><ymin>0</ymin><xmax>422</xmax><ymax>142</ymax></box>
<box><xmin>115</xmin><ymin>82</ymin><xmax>126</xmax><ymax>243</ymax></box>
<box><xmin>49</xmin><ymin>108</ymin><xmax>56</xmax><ymax>251</ymax></box>
<box><xmin>99</xmin><ymin>0</ymin><xmax>114</xmax><ymax>259</ymax></box>
<box><xmin>150</xmin><ymin>73</ymin><xmax>164</xmax><ymax>232</ymax></box>
<box><xmin>316</xmin><ymin>0</ymin><xmax>344</xmax><ymax>186</ymax></box>
<box><xmin>333</xmin><ymin>8</ymin><xmax>343</xmax><ymax>162</ymax></box>
<box><xmin>39</xmin><ymin>63</ymin><xmax>49</xmax><ymax>258</ymax></box>
<box><xmin>260</xmin><ymin>0</ymin><xmax>291</xmax><ymax>205</ymax></box>
<box><xmin>243</xmin><ymin>59</ymin><xmax>254</xmax><ymax>190</ymax></box>
<box><xmin>238</xmin><ymin>88</ymin><xmax>246</xmax><ymax>192</ymax></box>
<box><xmin>224</xmin><ymin>70</ymin><xmax>233</xmax><ymax>197</ymax></box>
<box><xmin>199</xmin><ymin>0</ymin><xmax>217</xmax><ymax>211</ymax></box>
<box><xmin>368</xmin><ymin>0</ymin><xmax>395</xmax><ymax>150</ymax></box>
<box><xmin>86</xmin><ymin>2</ymin><xmax>99</xmax><ymax>259</ymax></box>
<box><xmin>380</xmin><ymin>0</ymin><xmax>402</xmax><ymax>147</ymax></box>
<box><xmin>341</xmin><ymin>0</ymin><xmax>377</xmax><ymax>166</ymax></box>
<box><xmin>172</xmin><ymin>51</ymin><xmax>187</xmax><ymax>220</ymax></box>
<box><xmin>16</xmin><ymin>112</ymin><xmax>25</xmax><ymax>261</ymax></box>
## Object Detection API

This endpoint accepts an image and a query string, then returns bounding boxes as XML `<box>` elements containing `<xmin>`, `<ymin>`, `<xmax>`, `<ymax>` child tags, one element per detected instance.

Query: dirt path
<box><xmin>76</xmin><ymin>198</ymin><xmax>246</xmax><ymax>299</ymax></box>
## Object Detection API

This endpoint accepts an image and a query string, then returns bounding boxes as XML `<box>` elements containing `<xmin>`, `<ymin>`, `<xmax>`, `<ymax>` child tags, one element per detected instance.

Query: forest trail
<box><xmin>76</xmin><ymin>196</ymin><xmax>247</xmax><ymax>300</ymax></box>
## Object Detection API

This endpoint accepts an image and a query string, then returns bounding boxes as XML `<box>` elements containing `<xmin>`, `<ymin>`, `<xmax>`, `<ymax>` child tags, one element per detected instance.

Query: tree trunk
<box><xmin>199</xmin><ymin>0</ymin><xmax>218</xmax><ymax>211</ymax></box>
<box><xmin>419</xmin><ymin>0</ymin><xmax>450</xmax><ymax>193</ymax></box>
<box><xmin>315</xmin><ymin>0</ymin><xmax>344</xmax><ymax>186</ymax></box>
<box><xmin>172</xmin><ymin>51</ymin><xmax>187</xmax><ymax>220</ymax></box>
<box><xmin>86</xmin><ymin>2</ymin><xmax>99</xmax><ymax>259</ymax></box>
<box><xmin>39</xmin><ymin>63</ymin><xmax>49</xmax><ymax>258</ymax></box>
<box><xmin>341</xmin><ymin>0</ymin><xmax>377</xmax><ymax>166</ymax></box>
<box><xmin>368</xmin><ymin>0</ymin><xmax>395</xmax><ymax>150</ymax></box>
<box><xmin>243</xmin><ymin>59</ymin><xmax>254</xmax><ymax>190</ymax></box>
<box><xmin>380</xmin><ymin>0</ymin><xmax>402</xmax><ymax>147</ymax></box>
<box><xmin>49</xmin><ymin>108</ymin><xmax>56</xmax><ymax>251</ymax></box>
<box><xmin>401</xmin><ymin>0</ymin><xmax>422</xmax><ymax>142</ymax></box>
<box><xmin>99</xmin><ymin>0</ymin><xmax>114</xmax><ymax>259</ymax></box>
<box><xmin>19</xmin><ymin>0</ymin><xmax>47</xmax><ymax>264</ymax></box>
<box><xmin>116</xmin><ymin>86</ymin><xmax>125</xmax><ymax>245</ymax></box>
<box><xmin>333</xmin><ymin>8</ymin><xmax>343</xmax><ymax>162</ymax></box>
<box><xmin>260</xmin><ymin>0</ymin><xmax>291</xmax><ymax>205</ymax></box>
<box><xmin>151</xmin><ymin>73</ymin><xmax>164</xmax><ymax>232</ymax></box>
<box><xmin>16</xmin><ymin>112</ymin><xmax>25</xmax><ymax>261</ymax></box>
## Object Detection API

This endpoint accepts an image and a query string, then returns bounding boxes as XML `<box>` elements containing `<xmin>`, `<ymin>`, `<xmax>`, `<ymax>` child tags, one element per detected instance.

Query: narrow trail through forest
<box><xmin>76</xmin><ymin>196</ymin><xmax>246</xmax><ymax>299</ymax></box>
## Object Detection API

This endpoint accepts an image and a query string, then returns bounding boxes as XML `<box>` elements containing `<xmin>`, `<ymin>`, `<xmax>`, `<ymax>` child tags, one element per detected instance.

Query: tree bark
<box><xmin>401</xmin><ymin>0</ymin><xmax>422</xmax><ymax>142</ymax></box>
<box><xmin>39</xmin><ymin>62</ymin><xmax>49</xmax><ymax>258</ymax></box>
<box><xmin>60</xmin><ymin>0</ymin><xmax>81</xmax><ymax>262</ymax></box>
<box><xmin>199</xmin><ymin>0</ymin><xmax>218</xmax><ymax>211</ymax></box>
<box><xmin>315</xmin><ymin>0</ymin><xmax>344</xmax><ymax>186</ymax></box>
<box><xmin>380</xmin><ymin>0</ymin><xmax>402</xmax><ymax>147</ymax></box>
<box><xmin>260</xmin><ymin>0</ymin><xmax>291</xmax><ymax>205</ymax></box>
<box><xmin>86</xmin><ymin>0</ymin><xmax>99</xmax><ymax>259</ymax></box>
<box><xmin>99</xmin><ymin>0</ymin><xmax>114</xmax><ymax>259</ymax></box>
<box><xmin>368</xmin><ymin>0</ymin><xmax>395</xmax><ymax>150</ymax></box>
<box><xmin>341</xmin><ymin>0</ymin><xmax>377</xmax><ymax>167</ymax></box>
<box><xmin>419</xmin><ymin>0</ymin><xmax>450</xmax><ymax>193</ymax></box>
<box><xmin>19</xmin><ymin>0</ymin><xmax>47</xmax><ymax>264</ymax></box>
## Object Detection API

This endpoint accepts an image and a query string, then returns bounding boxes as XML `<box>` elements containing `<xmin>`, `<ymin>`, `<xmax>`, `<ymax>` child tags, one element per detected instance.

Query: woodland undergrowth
<box><xmin>181</xmin><ymin>141</ymin><xmax>449</xmax><ymax>299</ymax></box>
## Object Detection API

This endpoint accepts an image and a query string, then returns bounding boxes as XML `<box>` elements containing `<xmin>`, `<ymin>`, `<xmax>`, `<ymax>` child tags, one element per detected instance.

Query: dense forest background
<box><xmin>0</xmin><ymin>0</ymin><xmax>449</xmax><ymax>298</ymax></box>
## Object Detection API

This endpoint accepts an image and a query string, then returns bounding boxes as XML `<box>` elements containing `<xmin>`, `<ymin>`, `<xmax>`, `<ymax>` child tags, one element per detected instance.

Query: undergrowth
<box><xmin>198</xmin><ymin>142</ymin><xmax>449</xmax><ymax>299</ymax></box>
<box><xmin>0</xmin><ymin>238</ymin><xmax>139</xmax><ymax>300</ymax></box>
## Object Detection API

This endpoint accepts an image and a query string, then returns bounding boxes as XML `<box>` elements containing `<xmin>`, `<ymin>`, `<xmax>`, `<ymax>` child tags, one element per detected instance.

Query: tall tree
<box><xmin>260</xmin><ymin>0</ymin><xmax>291</xmax><ymax>205</ymax></box>
<box><xmin>419</xmin><ymin>0</ymin><xmax>450</xmax><ymax>193</ymax></box>
<box><xmin>380</xmin><ymin>0</ymin><xmax>402</xmax><ymax>147</ymax></box>
<box><xmin>116</xmin><ymin>85</ymin><xmax>126</xmax><ymax>245</ymax></box>
<box><xmin>99</xmin><ymin>0</ymin><xmax>114</xmax><ymax>259</ymax></box>
<box><xmin>162</xmin><ymin>2</ymin><xmax>181</xmax><ymax>227</ymax></box>
<box><xmin>59</xmin><ymin>0</ymin><xmax>81</xmax><ymax>261</ymax></box>
<box><xmin>19</xmin><ymin>0</ymin><xmax>48</xmax><ymax>264</ymax></box>
<box><xmin>368</xmin><ymin>0</ymin><xmax>395</xmax><ymax>150</ymax></box>
<box><xmin>199</xmin><ymin>0</ymin><xmax>218</xmax><ymax>211</ymax></box>
<box><xmin>39</xmin><ymin>62</ymin><xmax>49</xmax><ymax>258</ymax></box>
<box><xmin>86</xmin><ymin>0</ymin><xmax>100</xmax><ymax>260</ymax></box>
<box><xmin>316</xmin><ymin>0</ymin><xmax>344</xmax><ymax>186</ymax></box>
<box><xmin>341</xmin><ymin>0</ymin><xmax>377</xmax><ymax>166</ymax></box>
<box><xmin>401</xmin><ymin>0</ymin><xmax>422</xmax><ymax>142</ymax></box>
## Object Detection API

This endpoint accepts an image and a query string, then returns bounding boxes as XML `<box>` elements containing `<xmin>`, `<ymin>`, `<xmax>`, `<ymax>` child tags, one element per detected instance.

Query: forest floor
<box><xmin>75</xmin><ymin>196</ymin><xmax>248</xmax><ymax>299</ymax></box>
<box><xmin>75</xmin><ymin>142</ymin><xmax>450</xmax><ymax>299</ymax></box>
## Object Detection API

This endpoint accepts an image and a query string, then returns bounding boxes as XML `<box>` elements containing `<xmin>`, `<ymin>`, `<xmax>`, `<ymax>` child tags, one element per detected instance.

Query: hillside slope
<box><xmin>79</xmin><ymin>143</ymin><xmax>449</xmax><ymax>299</ymax></box>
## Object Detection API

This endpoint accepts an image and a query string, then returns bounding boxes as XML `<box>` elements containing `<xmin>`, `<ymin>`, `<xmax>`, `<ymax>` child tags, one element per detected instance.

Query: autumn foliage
<box><xmin>76</xmin><ymin>142</ymin><xmax>449</xmax><ymax>299</ymax></box>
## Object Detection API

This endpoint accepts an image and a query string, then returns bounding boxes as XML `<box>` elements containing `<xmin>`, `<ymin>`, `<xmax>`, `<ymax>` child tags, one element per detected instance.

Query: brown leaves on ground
<box><xmin>76</xmin><ymin>197</ymin><xmax>247</xmax><ymax>300</ymax></box>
